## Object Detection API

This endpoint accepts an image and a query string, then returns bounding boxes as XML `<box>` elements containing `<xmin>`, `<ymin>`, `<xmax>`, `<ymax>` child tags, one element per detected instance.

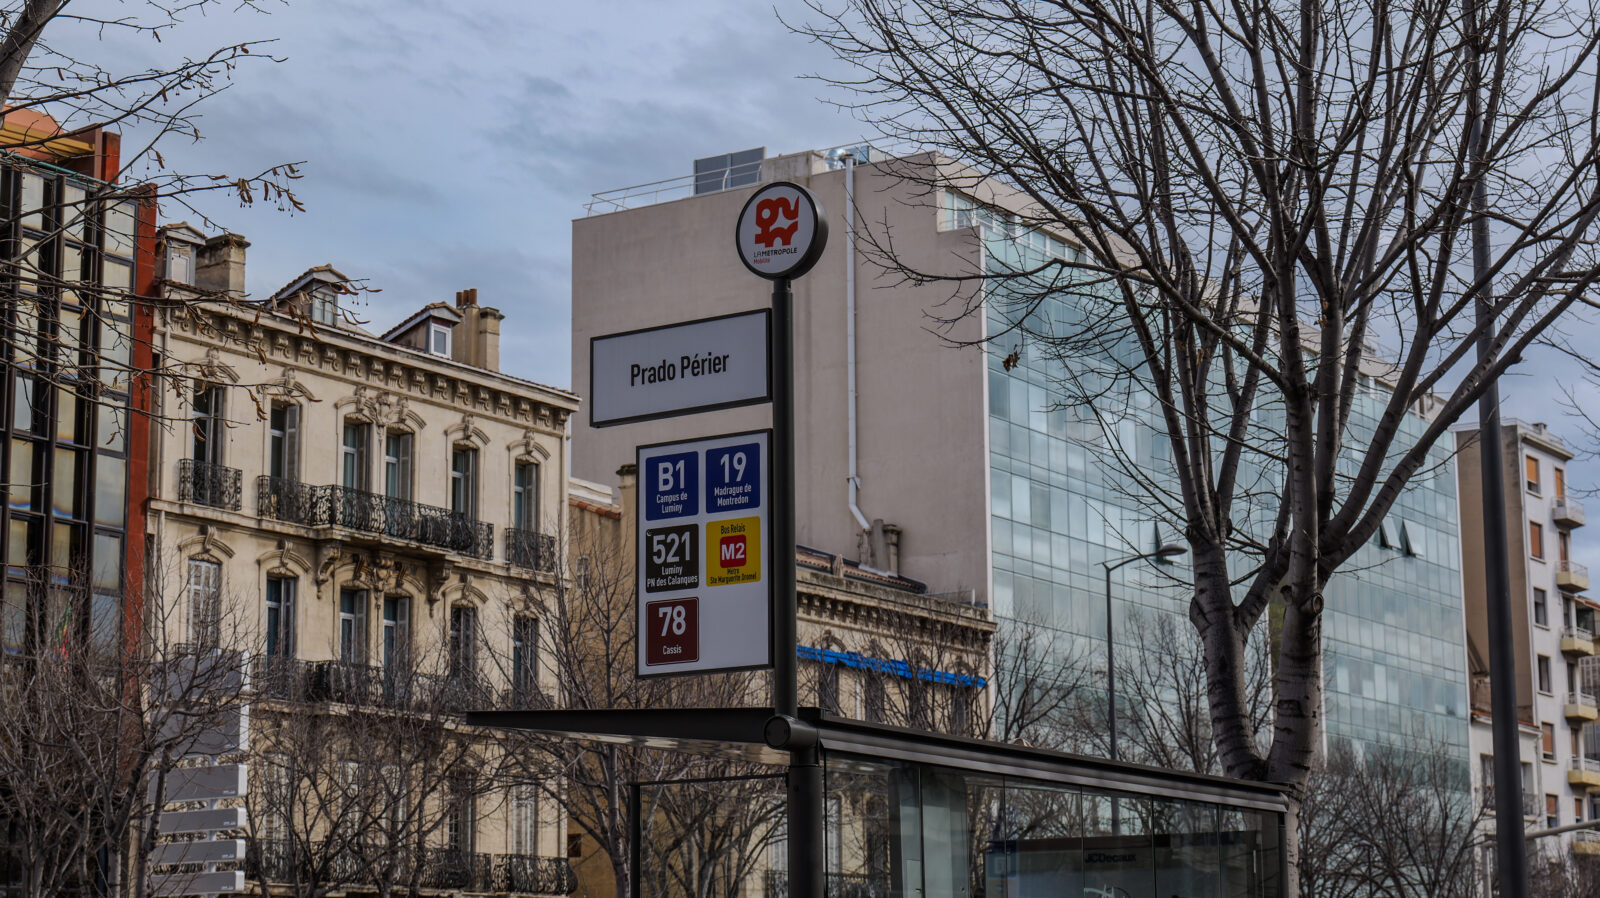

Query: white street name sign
<box><xmin>590</xmin><ymin>310</ymin><xmax>770</xmax><ymax>427</ymax></box>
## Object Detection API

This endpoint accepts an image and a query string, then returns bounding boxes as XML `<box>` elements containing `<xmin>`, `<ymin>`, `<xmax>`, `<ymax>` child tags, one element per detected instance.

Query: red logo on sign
<box><xmin>753</xmin><ymin>197</ymin><xmax>799</xmax><ymax>248</ymax></box>
<box><xmin>719</xmin><ymin>535</ymin><xmax>747</xmax><ymax>568</ymax></box>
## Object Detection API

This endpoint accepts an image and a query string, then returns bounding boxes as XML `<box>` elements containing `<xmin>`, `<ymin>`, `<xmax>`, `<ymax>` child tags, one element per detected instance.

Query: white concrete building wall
<box><xmin>572</xmin><ymin>151</ymin><xmax>994</xmax><ymax>601</ymax></box>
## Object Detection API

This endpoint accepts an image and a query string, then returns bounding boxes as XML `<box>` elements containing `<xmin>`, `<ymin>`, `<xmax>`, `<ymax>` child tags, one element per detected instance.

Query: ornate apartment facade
<box><xmin>146</xmin><ymin>225</ymin><xmax>580</xmax><ymax>896</ymax></box>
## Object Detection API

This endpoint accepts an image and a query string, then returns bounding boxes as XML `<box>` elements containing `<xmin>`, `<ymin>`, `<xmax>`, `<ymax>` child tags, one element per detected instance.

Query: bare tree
<box><xmin>0</xmin><ymin>568</ymin><xmax>253</xmax><ymax>898</ymax></box>
<box><xmin>0</xmin><ymin>1</ymin><xmax>301</xmax><ymax>221</ymax></box>
<box><xmin>1297</xmin><ymin>737</ymin><xmax>1484</xmax><ymax>898</ymax></box>
<box><xmin>982</xmin><ymin>611</ymin><xmax>1093</xmax><ymax>750</ymax></box>
<box><xmin>244</xmin><ymin>640</ymin><xmax>503</xmax><ymax>898</ymax></box>
<box><xmin>1105</xmin><ymin>609</ymin><xmax>1274</xmax><ymax>774</ymax></box>
<box><xmin>639</xmin><ymin>771</ymin><xmax>784</xmax><ymax>898</ymax></box>
<box><xmin>1526</xmin><ymin>846</ymin><xmax>1600</xmax><ymax>898</ymax></box>
<box><xmin>798</xmin><ymin>1</ymin><xmax>1600</xmax><ymax>887</ymax></box>
<box><xmin>491</xmin><ymin>525</ymin><xmax>783</xmax><ymax>898</ymax></box>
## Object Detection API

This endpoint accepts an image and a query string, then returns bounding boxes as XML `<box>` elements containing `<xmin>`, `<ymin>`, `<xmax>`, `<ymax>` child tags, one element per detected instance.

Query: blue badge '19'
<box><xmin>705</xmin><ymin>442</ymin><xmax>761</xmax><ymax>512</ymax></box>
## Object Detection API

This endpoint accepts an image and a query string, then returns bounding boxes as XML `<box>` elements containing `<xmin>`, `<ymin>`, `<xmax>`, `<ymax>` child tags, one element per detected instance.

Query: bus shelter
<box><xmin>468</xmin><ymin>708</ymin><xmax>1287</xmax><ymax>898</ymax></box>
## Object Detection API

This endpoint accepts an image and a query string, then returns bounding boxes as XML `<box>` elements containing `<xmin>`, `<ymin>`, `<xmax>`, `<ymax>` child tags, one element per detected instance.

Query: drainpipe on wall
<box><xmin>842</xmin><ymin>149</ymin><xmax>871</xmax><ymax>539</ymax></box>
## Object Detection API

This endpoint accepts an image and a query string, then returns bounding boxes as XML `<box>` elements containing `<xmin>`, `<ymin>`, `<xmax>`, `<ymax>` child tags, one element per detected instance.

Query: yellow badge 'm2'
<box><xmin>706</xmin><ymin>516</ymin><xmax>761</xmax><ymax>586</ymax></box>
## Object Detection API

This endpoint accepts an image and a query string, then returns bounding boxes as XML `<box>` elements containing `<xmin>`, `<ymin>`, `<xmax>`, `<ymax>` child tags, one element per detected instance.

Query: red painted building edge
<box><xmin>127</xmin><ymin>181</ymin><xmax>158</xmax><ymax>659</ymax></box>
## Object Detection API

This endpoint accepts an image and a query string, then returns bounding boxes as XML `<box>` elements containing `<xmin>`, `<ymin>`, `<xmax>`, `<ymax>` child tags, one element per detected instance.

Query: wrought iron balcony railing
<box><xmin>501</xmin><ymin>681</ymin><xmax>555</xmax><ymax>711</ymax></box>
<box><xmin>506</xmin><ymin>529</ymin><xmax>557</xmax><ymax>572</ymax></box>
<box><xmin>256</xmin><ymin>659</ymin><xmax>519</xmax><ymax>713</ymax></box>
<box><xmin>257</xmin><ymin>476</ymin><xmax>493</xmax><ymax>559</ymax></box>
<box><xmin>498</xmin><ymin>855</ymin><xmax>578</xmax><ymax>895</ymax></box>
<box><xmin>762</xmin><ymin>871</ymin><xmax>892</xmax><ymax>898</ymax></box>
<box><xmin>419</xmin><ymin>849</ymin><xmax>494</xmax><ymax>891</ymax></box>
<box><xmin>1481</xmin><ymin>786</ymin><xmax>1541</xmax><ymax>819</ymax></box>
<box><xmin>179</xmin><ymin>459</ymin><xmax>242</xmax><ymax>510</ymax></box>
<box><xmin>247</xmin><ymin>841</ymin><xmax>575</xmax><ymax>894</ymax></box>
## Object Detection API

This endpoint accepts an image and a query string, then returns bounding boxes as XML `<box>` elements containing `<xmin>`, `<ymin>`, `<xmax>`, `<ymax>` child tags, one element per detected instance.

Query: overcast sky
<box><xmin>68</xmin><ymin>1</ymin><xmax>1600</xmax><ymax>557</ymax></box>
<box><xmin>92</xmin><ymin>0</ymin><xmax>864</xmax><ymax>392</ymax></box>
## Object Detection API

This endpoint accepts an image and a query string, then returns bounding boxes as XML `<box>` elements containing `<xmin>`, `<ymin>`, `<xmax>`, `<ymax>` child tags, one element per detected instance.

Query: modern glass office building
<box><xmin>970</xmin><ymin>198</ymin><xmax>1471</xmax><ymax>762</ymax></box>
<box><xmin>0</xmin><ymin>143</ymin><xmax>144</xmax><ymax>658</ymax></box>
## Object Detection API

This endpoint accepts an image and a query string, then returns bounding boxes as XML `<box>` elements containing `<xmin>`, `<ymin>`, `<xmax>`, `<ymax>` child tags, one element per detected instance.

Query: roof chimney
<box><xmin>195</xmin><ymin>233</ymin><xmax>249</xmax><ymax>298</ymax></box>
<box><xmin>450</xmin><ymin>288</ymin><xmax>502</xmax><ymax>371</ymax></box>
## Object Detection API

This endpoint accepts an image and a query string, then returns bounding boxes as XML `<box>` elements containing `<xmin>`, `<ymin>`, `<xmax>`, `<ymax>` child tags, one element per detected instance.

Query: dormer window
<box><xmin>167</xmin><ymin>244</ymin><xmax>194</xmax><ymax>285</ymax></box>
<box><xmin>430</xmin><ymin>323</ymin><xmax>451</xmax><ymax>357</ymax></box>
<box><xmin>311</xmin><ymin>291</ymin><xmax>338</xmax><ymax>326</ymax></box>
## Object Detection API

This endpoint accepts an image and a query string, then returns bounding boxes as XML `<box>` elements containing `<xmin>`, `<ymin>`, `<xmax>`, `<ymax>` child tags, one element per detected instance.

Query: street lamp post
<box><xmin>1102</xmin><ymin>543</ymin><xmax>1188</xmax><ymax>762</ymax></box>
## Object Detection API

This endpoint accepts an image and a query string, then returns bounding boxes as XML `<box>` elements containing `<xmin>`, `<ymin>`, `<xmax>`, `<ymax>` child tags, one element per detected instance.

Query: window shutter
<box><xmin>283</xmin><ymin>405</ymin><xmax>300</xmax><ymax>481</ymax></box>
<box><xmin>283</xmin><ymin>579</ymin><xmax>295</xmax><ymax>658</ymax></box>
<box><xmin>353</xmin><ymin>592</ymin><xmax>368</xmax><ymax>664</ymax></box>
<box><xmin>398</xmin><ymin>434</ymin><xmax>412</xmax><ymax>499</ymax></box>
<box><xmin>529</xmin><ymin>463</ymin><xmax>540</xmax><ymax>531</ymax></box>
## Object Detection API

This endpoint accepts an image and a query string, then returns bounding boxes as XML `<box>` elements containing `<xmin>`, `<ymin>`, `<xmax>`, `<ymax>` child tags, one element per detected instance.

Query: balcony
<box><xmin>1566</xmin><ymin>690</ymin><xmax>1600</xmax><ymax>723</ymax></box>
<box><xmin>1558</xmin><ymin>561</ymin><xmax>1591</xmax><ymax>593</ymax></box>
<box><xmin>500</xmin><ymin>681</ymin><xmax>555</xmax><ymax>712</ymax></box>
<box><xmin>1570</xmin><ymin>756</ymin><xmax>1600</xmax><ymax>790</ymax></box>
<box><xmin>1576</xmin><ymin>830</ymin><xmax>1600</xmax><ymax>856</ymax></box>
<box><xmin>506</xmin><ymin>529</ymin><xmax>557</xmax><ymax>573</ymax></box>
<box><xmin>257</xmin><ymin>476</ymin><xmax>493</xmax><ymax>559</ymax></box>
<box><xmin>1483</xmin><ymin>786</ymin><xmax>1541</xmax><ymax>819</ymax></box>
<box><xmin>499</xmin><ymin>855</ymin><xmax>579</xmax><ymax>895</ymax></box>
<box><xmin>178</xmin><ymin>459</ymin><xmax>242</xmax><ymax>511</ymax></box>
<box><xmin>763</xmin><ymin>871</ymin><xmax>892</xmax><ymax>898</ymax></box>
<box><xmin>251</xmin><ymin>659</ymin><xmax>520</xmax><ymax>713</ymax></box>
<box><xmin>1563</xmin><ymin>625</ymin><xmax>1597</xmax><ymax>657</ymax></box>
<box><xmin>247</xmin><ymin>841</ymin><xmax>576</xmax><ymax>894</ymax></box>
<box><xmin>1556</xmin><ymin>496</ymin><xmax>1587</xmax><ymax>528</ymax></box>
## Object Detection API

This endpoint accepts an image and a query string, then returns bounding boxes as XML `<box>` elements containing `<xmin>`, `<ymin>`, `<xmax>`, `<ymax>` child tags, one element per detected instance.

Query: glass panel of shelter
<box><xmin>820</xmin><ymin>756</ymin><xmax>1281</xmax><ymax>898</ymax></box>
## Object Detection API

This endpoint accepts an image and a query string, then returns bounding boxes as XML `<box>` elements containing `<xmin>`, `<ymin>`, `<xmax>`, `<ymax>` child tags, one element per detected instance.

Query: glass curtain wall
<box><xmin>964</xmin><ymin>191</ymin><xmax>1471</xmax><ymax>763</ymax></box>
<box><xmin>0</xmin><ymin>156</ymin><xmax>135</xmax><ymax>657</ymax></box>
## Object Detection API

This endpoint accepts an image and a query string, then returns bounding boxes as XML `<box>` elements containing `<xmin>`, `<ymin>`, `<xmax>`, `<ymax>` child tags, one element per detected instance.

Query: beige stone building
<box><xmin>1455</xmin><ymin>420</ymin><xmax>1600</xmax><ymax>876</ymax></box>
<box><xmin>146</xmin><ymin>225</ymin><xmax>580</xmax><ymax>895</ymax></box>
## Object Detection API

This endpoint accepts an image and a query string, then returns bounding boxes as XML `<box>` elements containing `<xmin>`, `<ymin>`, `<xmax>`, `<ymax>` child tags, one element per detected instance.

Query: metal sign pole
<box><xmin>728</xmin><ymin>179</ymin><xmax>830</xmax><ymax>898</ymax></box>
<box><xmin>771</xmin><ymin>274</ymin><xmax>822</xmax><ymax>898</ymax></box>
<box><xmin>772</xmin><ymin>274</ymin><xmax>798</xmax><ymax>719</ymax></box>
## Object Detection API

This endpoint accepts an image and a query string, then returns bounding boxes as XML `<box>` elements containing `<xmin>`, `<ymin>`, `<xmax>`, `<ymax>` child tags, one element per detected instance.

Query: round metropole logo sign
<box><xmin>735</xmin><ymin>181</ymin><xmax>828</xmax><ymax>280</ymax></box>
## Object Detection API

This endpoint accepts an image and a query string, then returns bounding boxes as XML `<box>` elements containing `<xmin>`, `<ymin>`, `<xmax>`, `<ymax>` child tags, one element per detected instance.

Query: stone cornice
<box><xmin>798</xmin><ymin>568</ymin><xmax>994</xmax><ymax>655</ymax></box>
<box><xmin>161</xmin><ymin>302</ymin><xmax>578</xmax><ymax>435</ymax></box>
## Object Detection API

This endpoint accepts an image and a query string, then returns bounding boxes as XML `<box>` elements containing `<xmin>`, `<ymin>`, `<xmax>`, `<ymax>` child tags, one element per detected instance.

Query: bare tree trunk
<box><xmin>0</xmin><ymin>0</ymin><xmax>66</xmax><ymax>107</ymax></box>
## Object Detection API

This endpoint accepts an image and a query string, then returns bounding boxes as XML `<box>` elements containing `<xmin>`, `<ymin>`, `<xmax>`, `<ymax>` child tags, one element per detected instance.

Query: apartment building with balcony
<box><xmin>145</xmin><ymin>225</ymin><xmax>580</xmax><ymax>896</ymax></box>
<box><xmin>1455</xmin><ymin>420</ymin><xmax>1600</xmax><ymax>879</ymax></box>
